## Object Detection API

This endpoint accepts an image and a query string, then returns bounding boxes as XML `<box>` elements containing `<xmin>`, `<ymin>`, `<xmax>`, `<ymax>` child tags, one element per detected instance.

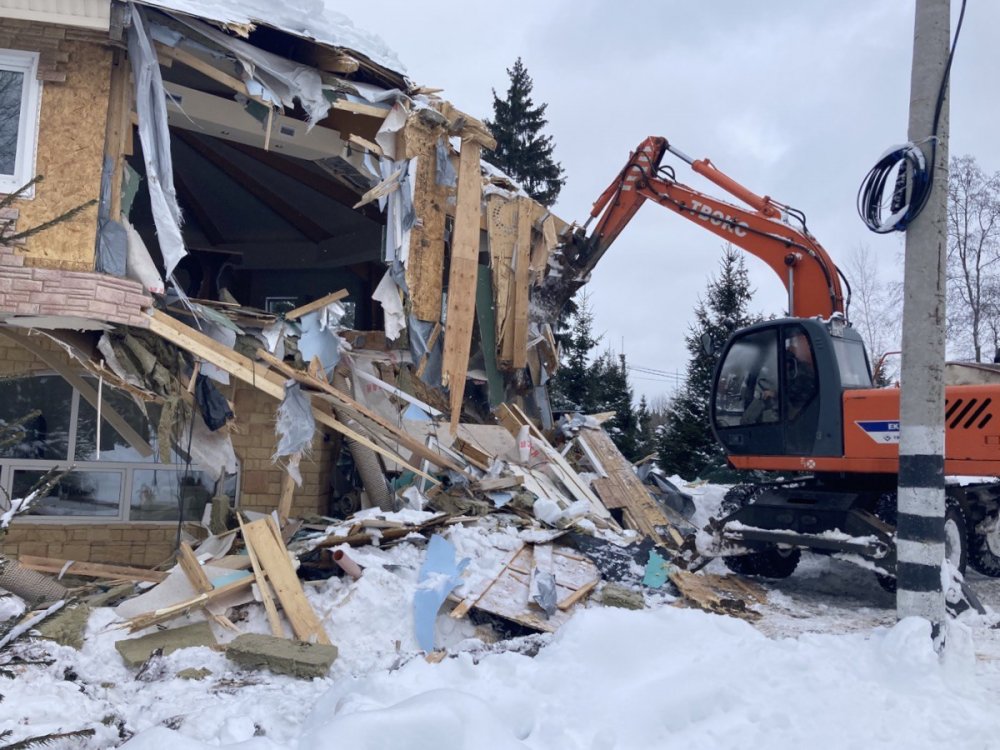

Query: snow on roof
<box><xmin>137</xmin><ymin>0</ymin><xmax>407</xmax><ymax>75</ymax></box>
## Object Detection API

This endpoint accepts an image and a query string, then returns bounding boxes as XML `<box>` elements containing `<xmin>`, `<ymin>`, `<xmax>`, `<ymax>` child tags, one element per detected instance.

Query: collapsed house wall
<box><xmin>0</xmin><ymin>2</ymin><xmax>575</xmax><ymax>571</ymax></box>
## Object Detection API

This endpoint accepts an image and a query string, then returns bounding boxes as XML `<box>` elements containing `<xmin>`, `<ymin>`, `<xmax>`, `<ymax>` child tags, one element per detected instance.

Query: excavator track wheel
<box><xmin>719</xmin><ymin>484</ymin><xmax>801</xmax><ymax>580</ymax></box>
<box><xmin>968</xmin><ymin>501</ymin><xmax>1000</xmax><ymax>577</ymax></box>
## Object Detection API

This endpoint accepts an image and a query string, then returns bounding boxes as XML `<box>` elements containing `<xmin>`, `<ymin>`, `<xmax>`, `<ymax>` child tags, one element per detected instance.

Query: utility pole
<box><xmin>896</xmin><ymin>0</ymin><xmax>951</xmax><ymax>641</ymax></box>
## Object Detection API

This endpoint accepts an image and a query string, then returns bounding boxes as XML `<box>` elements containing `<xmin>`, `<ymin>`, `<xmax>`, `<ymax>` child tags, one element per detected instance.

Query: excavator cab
<box><xmin>711</xmin><ymin>317</ymin><xmax>872</xmax><ymax>459</ymax></box>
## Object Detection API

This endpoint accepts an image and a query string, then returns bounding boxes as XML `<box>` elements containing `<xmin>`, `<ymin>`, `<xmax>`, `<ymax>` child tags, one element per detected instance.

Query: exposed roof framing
<box><xmin>175</xmin><ymin>129</ymin><xmax>331</xmax><ymax>244</ymax></box>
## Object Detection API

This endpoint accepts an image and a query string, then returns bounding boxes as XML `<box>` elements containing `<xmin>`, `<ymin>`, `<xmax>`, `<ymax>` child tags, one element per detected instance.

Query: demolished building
<box><xmin>0</xmin><ymin>0</ymin><xmax>573</xmax><ymax>567</ymax></box>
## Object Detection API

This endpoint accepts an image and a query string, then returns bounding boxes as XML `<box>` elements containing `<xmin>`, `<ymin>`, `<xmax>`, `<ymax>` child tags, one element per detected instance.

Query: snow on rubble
<box><xmin>3</xmin><ymin>492</ymin><xmax>1000</xmax><ymax>749</ymax></box>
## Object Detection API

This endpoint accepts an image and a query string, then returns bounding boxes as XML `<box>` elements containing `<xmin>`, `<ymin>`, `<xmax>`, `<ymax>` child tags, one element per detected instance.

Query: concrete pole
<box><xmin>896</xmin><ymin>0</ymin><xmax>950</xmax><ymax>638</ymax></box>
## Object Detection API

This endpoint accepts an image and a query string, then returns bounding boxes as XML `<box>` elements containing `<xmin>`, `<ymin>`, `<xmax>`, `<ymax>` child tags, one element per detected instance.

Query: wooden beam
<box><xmin>18</xmin><ymin>555</ymin><xmax>167</xmax><ymax>583</ymax></box>
<box><xmin>146</xmin><ymin>310</ymin><xmax>436</xmax><ymax>483</ymax></box>
<box><xmin>155</xmin><ymin>42</ymin><xmax>251</xmax><ymax>99</ymax></box>
<box><xmin>511</xmin><ymin>198</ymin><xmax>532</xmax><ymax>370</ymax></box>
<box><xmin>238</xmin><ymin>515</ymin><xmax>284</xmax><ymax>637</ymax></box>
<box><xmin>176</xmin><ymin>542</ymin><xmax>213</xmax><ymax>593</ymax></box>
<box><xmin>347</xmin><ymin>133</ymin><xmax>383</xmax><ymax>157</ymax></box>
<box><xmin>103</xmin><ymin>48</ymin><xmax>130</xmax><ymax>221</ymax></box>
<box><xmin>283</xmin><ymin>289</ymin><xmax>349</xmax><ymax>321</ymax></box>
<box><xmin>276</xmin><ymin>471</ymin><xmax>295</xmax><ymax>526</ymax></box>
<box><xmin>255</xmin><ymin>348</ymin><xmax>466</xmax><ymax>475</ymax></box>
<box><xmin>329</xmin><ymin>98</ymin><xmax>390</xmax><ymax>120</ymax></box>
<box><xmin>0</xmin><ymin>329</ymin><xmax>154</xmax><ymax>459</ymax></box>
<box><xmin>240</xmin><ymin>519</ymin><xmax>331</xmax><ymax>644</ymax></box>
<box><xmin>442</xmin><ymin>139</ymin><xmax>483</xmax><ymax>434</ymax></box>
<box><xmin>175</xmin><ymin>130</ymin><xmax>331</xmax><ymax>243</ymax></box>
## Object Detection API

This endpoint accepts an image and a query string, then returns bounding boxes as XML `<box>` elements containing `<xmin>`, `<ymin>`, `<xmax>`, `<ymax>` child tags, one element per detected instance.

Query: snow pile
<box><xmin>140</xmin><ymin>0</ymin><xmax>406</xmax><ymax>73</ymax></box>
<box><xmin>113</xmin><ymin>606</ymin><xmax>1000</xmax><ymax>750</ymax></box>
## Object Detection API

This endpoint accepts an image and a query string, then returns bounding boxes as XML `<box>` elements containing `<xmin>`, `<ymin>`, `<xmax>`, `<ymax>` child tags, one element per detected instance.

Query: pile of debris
<box><xmin>0</xmin><ymin>368</ymin><xmax>765</xmax><ymax>683</ymax></box>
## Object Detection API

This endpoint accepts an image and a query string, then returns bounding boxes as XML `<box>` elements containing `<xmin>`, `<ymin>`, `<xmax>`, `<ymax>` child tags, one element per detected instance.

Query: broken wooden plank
<box><xmin>238</xmin><ymin>516</ymin><xmax>284</xmax><ymax>638</ymax></box>
<box><xmin>240</xmin><ymin>519</ymin><xmax>331</xmax><ymax>644</ymax></box>
<box><xmin>581</xmin><ymin>427</ymin><xmax>684</xmax><ymax>548</ymax></box>
<box><xmin>176</xmin><ymin>542</ymin><xmax>213</xmax><ymax>593</ymax></box>
<box><xmin>511</xmin><ymin>198</ymin><xmax>532</xmax><ymax>370</ymax></box>
<box><xmin>442</xmin><ymin>138</ymin><xmax>483</xmax><ymax>434</ymax></box>
<box><xmin>669</xmin><ymin>570</ymin><xmax>766</xmax><ymax>621</ymax></box>
<box><xmin>450</xmin><ymin>542</ymin><xmax>526</xmax><ymax>619</ymax></box>
<box><xmin>256</xmin><ymin>348</ymin><xmax>465</xmax><ymax>475</ymax></box>
<box><xmin>452</xmin><ymin>436</ymin><xmax>493</xmax><ymax>472</ymax></box>
<box><xmin>474</xmin><ymin>475</ymin><xmax>525</xmax><ymax>492</ymax></box>
<box><xmin>147</xmin><ymin>310</ymin><xmax>435</xmax><ymax>483</ymax></box>
<box><xmin>283</xmin><ymin>289</ymin><xmax>349</xmax><ymax>321</ymax></box>
<box><xmin>347</xmin><ymin>133</ymin><xmax>383</xmax><ymax>156</ymax></box>
<box><xmin>277</xmin><ymin>471</ymin><xmax>296</xmax><ymax>527</ymax></box>
<box><xmin>155</xmin><ymin>42</ymin><xmax>251</xmax><ymax>100</ymax></box>
<box><xmin>123</xmin><ymin>574</ymin><xmax>254</xmax><ymax>632</ymax></box>
<box><xmin>18</xmin><ymin>556</ymin><xmax>166</xmax><ymax>584</ymax></box>
<box><xmin>557</xmin><ymin>578</ymin><xmax>599</xmax><ymax>611</ymax></box>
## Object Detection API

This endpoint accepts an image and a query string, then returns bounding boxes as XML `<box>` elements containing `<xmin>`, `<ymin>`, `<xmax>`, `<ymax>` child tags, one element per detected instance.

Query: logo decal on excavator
<box><xmin>856</xmin><ymin>420</ymin><xmax>900</xmax><ymax>444</ymax></box>
<box><xmin>689</xmin><ymin>199</ymin><xmax>749</xmax><ymax>237</ymax></box>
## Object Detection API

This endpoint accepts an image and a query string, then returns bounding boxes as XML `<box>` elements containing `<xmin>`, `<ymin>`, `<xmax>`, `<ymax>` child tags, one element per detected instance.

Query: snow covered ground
<box><xmin>4</xmin><ymin>483</ymin><xmax>1000</xmax><ymax>749</ymax></box>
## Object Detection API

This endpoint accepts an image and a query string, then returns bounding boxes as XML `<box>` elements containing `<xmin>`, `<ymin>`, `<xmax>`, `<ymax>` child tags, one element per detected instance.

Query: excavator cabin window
<box><xmin>714</xmin><ymin>329</ymin><xmax>780</xmax><ymax>427</ymax></box>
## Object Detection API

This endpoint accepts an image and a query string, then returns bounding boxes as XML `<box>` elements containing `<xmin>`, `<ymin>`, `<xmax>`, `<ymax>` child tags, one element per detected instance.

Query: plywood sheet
<box><xmin>18</xmin><ymin>41</ymin><xmax>110</xmax><ymax>270</ymax></box>
<box><xmin>487</xmin><ymin>195</ymin><xmax>518</xmax><ymax>365</ymax></box>
<box><xmin>469</xmin><ymin>544</ymin><xmax>600</xmax><ymax>632</ymax></box>
<box><xmin>403</xmin><ymin>117</ymin><xmax>448</xmax><ymax>321</ymax></box>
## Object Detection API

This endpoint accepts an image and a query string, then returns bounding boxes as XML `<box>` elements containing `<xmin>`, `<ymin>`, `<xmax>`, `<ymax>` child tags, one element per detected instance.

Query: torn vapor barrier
<box><xmin>127</xmin><ymin>4</ymin><xmax>186</xmax><ymax>279</ymax></box>
<box><xmin>95</xmin><ymin>155</ymin><xmax>127</xmax><ymax>277</ymax></box>
<box><xmin>372</xmin><ymin>269</ymin><xmax>406</xmax><ymax>341</ymax></box>
<box><xmin>168</xmin><ymin>13</ymin><xmax>330</xmax><ymax>124</ymax></box>
<box><xmin>273</xmin><ymin>381</ymin><xmax>316</xmax><ymax>486</ymax></box>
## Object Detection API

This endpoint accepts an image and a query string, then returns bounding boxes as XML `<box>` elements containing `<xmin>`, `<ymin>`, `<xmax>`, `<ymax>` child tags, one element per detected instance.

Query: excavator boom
<box><xmin>569</xmin><ymin>136</ymin><xmax>845</xmax><ymax>320</ymax></box>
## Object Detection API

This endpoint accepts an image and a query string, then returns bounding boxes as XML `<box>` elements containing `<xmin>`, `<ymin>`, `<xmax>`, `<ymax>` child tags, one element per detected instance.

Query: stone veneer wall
<box><xmin>0</xmin><ymin>241</ymin><xmax>151</xmax><ymax>327</ymax></box>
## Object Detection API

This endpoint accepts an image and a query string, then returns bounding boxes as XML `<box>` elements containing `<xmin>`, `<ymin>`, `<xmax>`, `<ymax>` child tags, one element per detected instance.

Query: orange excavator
<box><xmin>565</xmin><ymin>136</ymin><xmax>1000</xmax><ymax>586</ymax></box>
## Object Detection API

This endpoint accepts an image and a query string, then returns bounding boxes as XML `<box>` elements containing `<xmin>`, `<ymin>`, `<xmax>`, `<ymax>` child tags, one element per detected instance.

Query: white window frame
<box><xmin>0</xmin><ymin>49</ymin><xmax>41</xmax><ymax>196</ymax></box>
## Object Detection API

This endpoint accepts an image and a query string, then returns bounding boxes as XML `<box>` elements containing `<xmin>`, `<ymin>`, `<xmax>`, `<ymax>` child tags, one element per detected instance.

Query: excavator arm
<box><xmin>564</xmin><ymin>136</ymin><xmax>846</xmax><ymax>320</ymax></box>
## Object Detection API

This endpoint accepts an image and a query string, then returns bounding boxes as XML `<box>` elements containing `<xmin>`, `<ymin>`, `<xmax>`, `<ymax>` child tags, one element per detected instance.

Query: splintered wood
<box><xmin>442</xmin><ymin>138</ymin><xmax>483</xmax><ymax>433</ymax></box>
<box><xmin>241</xmin><ymin>519</ymin><xmax>331</xmax><ymax>645</ymax></box>
<box><xmin>669</xmin><ymin>570</ymin><xmax>767</xmax><ymax>621</ymax></box>
<box><xmin>450</xmin><ymin>543</ymin><xmax>600</xmax><ymax>632</ymax></box>
<box><xmin>579</xmin><ymin>427</ymin><xmax>685</xmax><ymax>549</ymax></box>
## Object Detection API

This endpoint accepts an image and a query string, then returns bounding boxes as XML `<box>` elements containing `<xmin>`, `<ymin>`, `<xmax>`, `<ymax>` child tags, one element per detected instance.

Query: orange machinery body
<box><xmin>728</xmin><ymin>384</ymin><xmax>1000</xmax><ymax>476</ymax></box>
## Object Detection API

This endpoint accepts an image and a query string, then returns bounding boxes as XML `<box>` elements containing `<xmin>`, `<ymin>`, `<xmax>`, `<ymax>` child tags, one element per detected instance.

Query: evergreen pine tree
<box><xmin>635</xmin><ymin>395</ymin><xmax>656</xmax><ymax>459</ymax></box>
<box><xmin>658</xmin><ymin>245</ymin><xmax>758</xmax><ymax>479</ymax></box>
<box><xmin>485</xmin><ymin>58</ymin><xmax>566</xmax><ymax>206</ymax></box>
<box><xmin>550</xmin><ymin>292</ymin><xmax>600</xmax><ymax>411</ymax></box>
<box><xmin>591</xmin><ymin>351</ymin><xmax>640</xmax><ymax>460</ymax></box>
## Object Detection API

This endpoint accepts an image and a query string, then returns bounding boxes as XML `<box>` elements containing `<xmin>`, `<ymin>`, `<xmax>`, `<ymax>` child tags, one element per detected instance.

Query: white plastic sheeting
<box><xmin>127</xmin><ymin>4</ymin><xmax>187</xmax><ymax>279</ymax></box>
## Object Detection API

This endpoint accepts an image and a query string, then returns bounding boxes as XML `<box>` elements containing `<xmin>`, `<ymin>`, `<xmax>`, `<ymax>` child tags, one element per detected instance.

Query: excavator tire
<box><xmin>874</xmin><ymin>493</ymin><xmax>968</xmax><ymax>592</ymax></box>
<box><xmin>719</xmin><ymin>484</ymin><xmax>801</xmax><ymax>579</ymax></box>
<box><xmin>968</xmin><ymin>502</ymin><xmax>1000</xmax><ymax>577</ymax></box>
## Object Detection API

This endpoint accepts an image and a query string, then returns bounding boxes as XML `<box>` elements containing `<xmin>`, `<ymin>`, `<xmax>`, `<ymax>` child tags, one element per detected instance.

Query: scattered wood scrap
<box><xmin>450</xmin><ymin>543</ymin><xmax>600</xmax><ymax>633</ymax></box>
<box><xmin>669</xmin><ymin>570</ymin><xmax>767</xmax><ymax>621</ymax></box>
<box><xmin>579</xmin><ymin>427</ymin><xmax>686</xmax><ymax>551</ymax></box>
<box><xmin>17</xmin><ymin>555</ymin><xmax>168</xmax><ymax>584</ymax></box>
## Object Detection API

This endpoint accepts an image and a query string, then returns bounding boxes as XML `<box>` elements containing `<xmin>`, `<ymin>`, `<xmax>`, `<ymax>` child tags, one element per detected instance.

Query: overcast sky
<box><xmin>342</xmin><ymin>0</ymin><xmax>995</xmax><ymax>402</ymax></box>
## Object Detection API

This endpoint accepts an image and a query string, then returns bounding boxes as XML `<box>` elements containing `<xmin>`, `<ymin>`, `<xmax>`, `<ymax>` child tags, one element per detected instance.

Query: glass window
<box><xmin>782</xmin><ymin>326</ymin><xmax>819</xmax><ymax>420</ymax></box>
<box><xmin>0</xmin><ymin>50</ymin><xmax>40</xmax><ymax>194</ymax></box>
<box><xmin>831</xmin><ymin>337</ymin><xmax>873</xmax><ymax>388</ymax></box>
<box><xmin>0</xmin><ymin>374</ymin><xmax>237</xmax><ymax>522</ymax></box>
<box><xmin>715</xmin><ymin>329</ymin><xmax>779</xmax><ymax>428</ymax></box>
<box><xmin>0</xmin><ymin>375</ymin><xmax>73</xmax><ymax>460</ymax></box>
<box><xmin>130</xmin><ymin>469</ymin><xmax>214</xmax><ymax>522</ymax></box>
<box><xmin>0</xmin><ymin>68</ymin><xmax>23</xmax><ymax>175</ymax></box>
<box><xmin>75</xmin><ymin>384</ymin><xmax>162</xmax><ymax>463</ymax></box>
<box><xmin>16</xmin><ymin>469</ymin><xmax>122</xmax><ymax>518</ymax></box>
